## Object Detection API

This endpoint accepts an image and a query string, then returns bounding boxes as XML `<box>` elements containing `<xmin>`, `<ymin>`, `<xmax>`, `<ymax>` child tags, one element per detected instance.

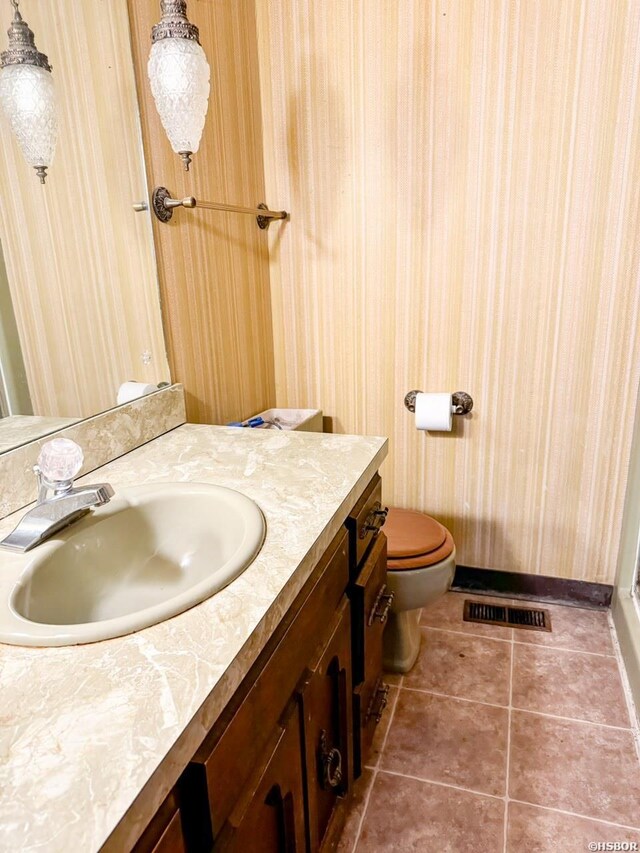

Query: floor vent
<box><xmin>463</xmin><ymin>600</ymin><xmax>552</xmax><ymax>632</ymax></box>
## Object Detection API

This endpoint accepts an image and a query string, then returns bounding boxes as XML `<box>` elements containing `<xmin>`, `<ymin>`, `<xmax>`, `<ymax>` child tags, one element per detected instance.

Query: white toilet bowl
<box><xmin>382</xmin><ymin>508</ymin><xmax>456</xmax><ymax>673</ymax></box>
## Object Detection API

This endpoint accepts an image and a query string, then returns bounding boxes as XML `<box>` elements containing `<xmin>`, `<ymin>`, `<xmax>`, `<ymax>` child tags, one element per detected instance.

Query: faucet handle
<box><xmin>37</xmin><ymin>439</ymin><xmax>84</xmax><ymax>485</ymax></box>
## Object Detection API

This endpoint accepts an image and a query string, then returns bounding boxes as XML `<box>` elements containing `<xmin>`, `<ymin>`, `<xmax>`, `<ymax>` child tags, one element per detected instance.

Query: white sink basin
<box><xmin>0</xmin><ymin>483</ymin><xmax>265</xmax><ymax>647</ymax></box>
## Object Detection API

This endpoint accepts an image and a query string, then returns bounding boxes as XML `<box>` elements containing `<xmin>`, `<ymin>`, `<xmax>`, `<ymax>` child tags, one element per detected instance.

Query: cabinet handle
<box><xmin>359</xmin><ymin>502</ymin><xmax>389</xmax><ymax>539</ymax></box>
<box><xmin>367</xmin><ymin>584</ymin><xmax>395</xmax><ymax>626</ymax></box>
<box><xmin>366</xmin><ymin>681</ymin><xmax>390</xmax><ymax>724</ymax></box>
<box><xmin>319</xmin><ymin>729</ymin><xmax>343</xmax><ymax>790</ymax></box>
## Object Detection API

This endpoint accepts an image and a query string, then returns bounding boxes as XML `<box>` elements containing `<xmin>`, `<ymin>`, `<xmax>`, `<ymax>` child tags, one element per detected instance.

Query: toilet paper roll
<box><xmin>415</xmin><ymin>392</ymin><xmax>453</xmax><ymax>432</ymax></box>
<box><xmin>116</xmin><ymin>381</ymin><xmax>157</xmax><ymax>406</ymax></box>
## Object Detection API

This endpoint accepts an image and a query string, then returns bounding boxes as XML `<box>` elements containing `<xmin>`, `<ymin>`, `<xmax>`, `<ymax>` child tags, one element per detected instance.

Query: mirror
<box><xmin>0</xmin><ymin>0</ymin><xmax>170</xmax><ymax>455</ymax></box>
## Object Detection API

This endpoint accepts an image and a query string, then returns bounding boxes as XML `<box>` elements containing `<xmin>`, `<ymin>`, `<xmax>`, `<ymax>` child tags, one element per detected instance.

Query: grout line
<box><xmin>350</xmin><ymin>680</ymin><xmax>402</xmax><ymax>850</ymax></box>
<box><xmin>368</xmin><ymin>771</ymin><xmax>640</xmax><ymax>836</ymax></box>
<box><xmin>377</xmin><ymin>767</ymin><xmax>506</xmax><ymax>802</ymax></box>
<box><xmin>398</xmin><ymin>685</ymin><xmax>631</xmax><ymax>731</ymax></box>
<box><xmin>419</xmin><ymin>624</ymin><xmax>513</xmax><ymax>644</ymax></box>
<box><xmin>384</xmin><ymin>673</ymin><xmax>405</xmax><ymax>691</ymax></box>
<box><xmin>377</xmin><ymin>680</ymin><xmax>402</xmax><ymax>762</ymax></box>
<box><xmin>369</xmin><ymin>771</ymin><xmax>640</xmax><ymax>835</ymax></box>
<box><xmin>366</xmin><ymin>770</ymin><xmax>640</xmax><ymax>836</ymax></box>
<box><xmin>503</xmin><ymin>635</ymin><xmax>514</xmax><ymax>853</ymax></box>
<box><xmin>510</xmin><ymin>799</ymin><xmax>640</xmax><ymax>834</ymax></box>
<box><xmin>421</xmin><ymin>624</ymin><xmax>616</xmax><ymax>659</ymax></box>
<box><xmin>400</xmin><ymin>684</ymin><xmax>509</xmax><ymax>710</ymax></box>
<box><xmin>511</xmin><ymin>707</ymin><xmax>633</xmax><ymax>732</ymax></box>
<box><xmin>607</xmin><ymin>609</ymin><xmax>640</xmax><ymax>763</ymax></box>
<box><xmin>348</xmin><ymin>769</ymin><xmax>377</xmax><ymax>853</ymax></box>
<box><xmin>511</xmin><ymin>638</ymin><xmax>615</xmax><ymax>658</ymax></box>
<box><xmin>511</xmin><ymin>638</ymin><xmax>619</xmax><ymax>661</ymax></box>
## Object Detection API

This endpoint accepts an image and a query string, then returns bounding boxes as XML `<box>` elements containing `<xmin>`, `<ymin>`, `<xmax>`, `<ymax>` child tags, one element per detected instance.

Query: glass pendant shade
<box><xmin>0</xmin><ymin>2</ymin><xmax>57</xmax><ymax>183</ymax></box>
<box><xmin>0</xmin><ymin>63</ymin><xmax>57</xmax><ymax>180</ymax></box>
<box><xmin>147</xmin><ymin>1</ymin><xmax>210</xmax><ymax>171</ymax></box>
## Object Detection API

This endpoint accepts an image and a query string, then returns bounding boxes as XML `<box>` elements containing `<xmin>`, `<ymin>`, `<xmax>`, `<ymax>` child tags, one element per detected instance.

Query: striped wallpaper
<box><xmin>256</xmin><ymin>0</ymin><xmax>640</xmax><ymax>583</ymax></box>
<box><xmin>128</xmin><ymin>0</ymin><xmax>276</xmax><ymax>426</ymax></box>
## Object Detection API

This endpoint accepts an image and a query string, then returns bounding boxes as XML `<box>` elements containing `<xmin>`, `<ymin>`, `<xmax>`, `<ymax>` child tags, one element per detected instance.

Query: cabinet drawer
<box><xmin>345</xmin><ymin>474</ymin><xmax>386</xmax><ymax>573</ymax></box>
<box><xmin>188</xmin><ymin>529</ymin><xmax>349</xmax><ymax>844</ymax></box>
<box><xmin>213</xmin><ymin>699</ymin><xmax>306</xmax><ymax>853</ymax></box>
<box><xmin>298</xmin><ymin>598</ymin><xmax>353</xmax><ymax>853</ymax></box>
<box><xmin>350</xmin><ymin>532</ymin><xmax>391</xmax><ymax>775</ymax></box>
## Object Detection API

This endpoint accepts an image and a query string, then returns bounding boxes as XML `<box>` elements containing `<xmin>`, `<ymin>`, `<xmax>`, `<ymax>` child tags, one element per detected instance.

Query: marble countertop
<box><xmin>0</xmin><ymin>415</ymin><xmax>79</xmax><ymax>455</ymax></box>
<box><xmin>0</xmin><ymin>424</ymin><xmax>387</xmax><ymax>852</ymax></box>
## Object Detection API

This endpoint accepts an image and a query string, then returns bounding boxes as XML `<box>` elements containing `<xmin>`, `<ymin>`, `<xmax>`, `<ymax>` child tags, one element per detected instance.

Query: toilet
<box><xmin>382</xmin><ymin>507</ymin><xmax>456</xmax><ymax>673</ymax></box>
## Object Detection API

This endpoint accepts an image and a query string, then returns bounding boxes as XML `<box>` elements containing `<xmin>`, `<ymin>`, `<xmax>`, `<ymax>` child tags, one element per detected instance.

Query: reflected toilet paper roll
<box><xmin>116</xmin><ymin>381</ymin><xmax>157</xmax><ymax>406</ymax></box>
<box><xmin>415</xmin><ymin>392</ymin><xmax>453</xmax><ymax>432</ymax></box>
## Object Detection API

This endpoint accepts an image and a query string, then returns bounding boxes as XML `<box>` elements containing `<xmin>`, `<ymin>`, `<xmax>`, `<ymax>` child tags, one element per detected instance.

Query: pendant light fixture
<box><xmin>147</xmin><ymin>0</ymin><xmax>210</xmax><ymax>171</ymax></box>
<box><xmin>0</xmin><ymin>0</ymin><xmax>57</xmax><ymax>184</ymax></box>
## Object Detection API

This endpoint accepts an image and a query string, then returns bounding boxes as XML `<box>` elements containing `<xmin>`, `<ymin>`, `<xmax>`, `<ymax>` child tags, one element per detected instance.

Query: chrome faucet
<box><xmin>0</xmin><ymin>439</ymin><xmax>114</xmax><ymax>553</ymax></box>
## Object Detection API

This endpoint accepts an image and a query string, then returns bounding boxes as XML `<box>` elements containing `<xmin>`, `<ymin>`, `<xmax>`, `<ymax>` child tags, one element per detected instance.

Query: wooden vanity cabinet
<box><xmin>133</xmin><ymin>789</ymin><xmax>188</xmax><ymax>853</ymax></box>
<box><xmin>350</xmin><ymin>533</ymin><xmax>390</xmax><ymax>776</ymax></box>
<box><xmin>132</xmin><ymin>474</ymin><xmax>389</xmax><ymax>853</ymax></box>
<box><xmin>212</xmin><ymin>697</ymin><xmax>307</xmax><ymax>852</ymax></box>
<box><xmin>346</xmin><ymin>472</ymin><xmax>391</xmax><ymax>777</ymax></box>
<box><xmin>180</xmin><ymin>528</ymin><xmax>351</xmax><ymax>853</ymax></box>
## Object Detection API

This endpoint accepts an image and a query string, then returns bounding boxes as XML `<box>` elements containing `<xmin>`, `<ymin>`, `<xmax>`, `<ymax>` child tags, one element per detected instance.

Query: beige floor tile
<box><xmin>512</xmin><ymin>643</ymin><xmax>631</xmax><ymax>726</ymax></box>
<box><xmin>337</xmin><ymin>769</ymin><xmax>375</xmax><ymax>853</ymax></box>
<box><xmin>380</xmin><ymin>690</ymin><xmax>509</xmax><ymax>796</ymax></box>
<box><xmin>514</xmin><ymin>604</ymin><xmax>614</xmax><ymax>655</ymax></box>
<box><xmin>338</xmin><ymin>601</ymin><xmax>640</xmax><ymax>852</ymax></box>
<box><xmin>506</xmin><ymin>802</ymin><xmax>640</xmax><ymax>852</ymax></box>
<box><xmin>356</xmin><ymin>772</ymin><xmax>504</xmax><ymax>852</ymax></box>
<box><xmin>404</xmin><ymin>628</ymin><xmax>511</xmax><ymax>705</ymax></box>
<box><xmin>420</xmin><ymin>591</ymin><xmax>514</xmax><ymax>640</ymax></box>
<box><xmin>509</xmin><ymin>710</ymin><xmax>640</xmax><ymax>827</ymax></box>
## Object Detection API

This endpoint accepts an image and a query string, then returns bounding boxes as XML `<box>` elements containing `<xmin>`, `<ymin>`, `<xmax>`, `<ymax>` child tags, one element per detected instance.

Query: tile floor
<box><xmin>338</xmin><ymin>592</ymin><xmax>640</xmax><ymax>852</ymax></box>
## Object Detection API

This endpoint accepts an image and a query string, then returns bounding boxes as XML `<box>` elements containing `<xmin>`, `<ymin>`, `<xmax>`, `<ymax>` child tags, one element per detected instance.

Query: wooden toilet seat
<box><xmin>385</xmin><ymin>507</ymin><xmax>455</xmax><ymax>570</ymax></box>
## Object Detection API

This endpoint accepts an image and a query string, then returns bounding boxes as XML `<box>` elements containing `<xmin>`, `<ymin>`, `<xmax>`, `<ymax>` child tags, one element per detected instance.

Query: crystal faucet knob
<box><xmin>37</xmin><ymin>438</ymin><xmax>84</xmax><ymax>483</ymax></box>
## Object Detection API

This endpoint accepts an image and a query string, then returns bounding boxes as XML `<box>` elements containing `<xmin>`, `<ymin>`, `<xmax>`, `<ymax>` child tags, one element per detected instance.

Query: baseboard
<box><xmin>612</xmin><ymin>590</ymin><xmax>640</xmax><ymax>723</ymax></box>
<box><xmin>452</xmin><ymin>565</ymin><xmax>613</xmax><ymax>609</ymax></box>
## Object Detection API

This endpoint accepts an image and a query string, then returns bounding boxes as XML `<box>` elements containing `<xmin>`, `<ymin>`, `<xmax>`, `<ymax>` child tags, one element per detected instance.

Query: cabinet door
<box><xmin>132</xmin><ymin>789</ymin><xmax>187</xmax><ymax>853</ymax></box>
<box><xmin>351</xmin><ymin>532</ymin><xmax>391</xmax><ymax>775</ymax></box>
<box><xmin>299</xmin><ymin>598</ymin><xmax>353</xmax><ymax>852</ymax></box>
<box><xmin>213</xmin><ymin>699</ymin><xmax>307</xmax><ymax>853</ymax></box>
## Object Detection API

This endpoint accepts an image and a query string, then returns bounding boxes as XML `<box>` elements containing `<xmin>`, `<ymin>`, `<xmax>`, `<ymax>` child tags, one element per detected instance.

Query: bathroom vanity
<box><xmin>143</xmin><ymin>473</ymin><xmax>389</xmax><ymax>853</ymax></box>
<box><xmin>0</xmin><ymin>424</ymin><xmax>388</xmax><ymax>852</ymax></box>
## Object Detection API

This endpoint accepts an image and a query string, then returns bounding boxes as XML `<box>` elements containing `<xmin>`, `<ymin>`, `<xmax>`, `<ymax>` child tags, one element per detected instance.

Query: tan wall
<box><xmin>257</xmin><ymin>0</ymin><xmax>640</xmax><ymax>584</ymax></box>
<box><xmin>128</xmin><ymin>0</ymin><xmax>276</xmax><ymax>426</ymax></box>
<box><xmin>0</xmin><ymin>0</ymin><xmax>169</xmax><ymax>420</ymax></box>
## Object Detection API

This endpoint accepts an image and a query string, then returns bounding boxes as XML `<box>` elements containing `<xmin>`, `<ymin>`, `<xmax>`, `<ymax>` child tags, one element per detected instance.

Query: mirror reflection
<box><xmin>0</xmin><ymin>0</ymin><xmax>169</xmax><ymax>455</ymax></box>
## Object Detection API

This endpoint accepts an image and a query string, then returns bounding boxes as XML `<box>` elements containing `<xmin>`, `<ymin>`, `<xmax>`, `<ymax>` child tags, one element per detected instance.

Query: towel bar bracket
<box><xmin>135</xmin><ymin>186</ymin><xmax>288</xmax><ymax>230</ymax></box>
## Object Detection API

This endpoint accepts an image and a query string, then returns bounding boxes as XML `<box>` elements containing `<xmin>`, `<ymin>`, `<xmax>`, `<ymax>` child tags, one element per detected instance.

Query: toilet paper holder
<box><xmin>404</xmin><ymin>390</ymin><xmax>474</xmax><ymax>416</ymax></box>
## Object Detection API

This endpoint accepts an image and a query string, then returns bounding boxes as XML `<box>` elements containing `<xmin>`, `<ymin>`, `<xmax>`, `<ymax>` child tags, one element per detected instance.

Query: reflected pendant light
<box><xmin>148</xmin><ymin>0</ymin><xmax>210</xmax><ymax>171</ymax></box>
<box><xmin>0</xmin><ymin>0</ymin><xmax>57</xmax><ymax>184</ymax></box>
